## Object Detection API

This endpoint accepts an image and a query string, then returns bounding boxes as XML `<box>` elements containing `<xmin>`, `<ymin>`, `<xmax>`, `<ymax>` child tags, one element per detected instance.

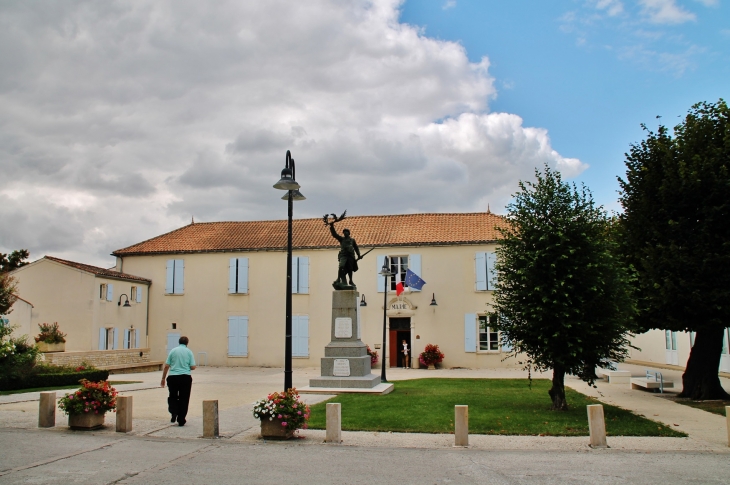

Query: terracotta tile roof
<box><xmin>113</xmin><ymin>212</ymin><xmax>507</xmax><ymax>256</ymax></box>
<box><xmin>44</xmin><ymin>256</ymin><xmax>151</xmax><ymax>283</ymax></box>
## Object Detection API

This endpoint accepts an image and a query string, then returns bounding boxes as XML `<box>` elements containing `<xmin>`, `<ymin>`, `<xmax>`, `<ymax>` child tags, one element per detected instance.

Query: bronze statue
<box><xmin>324</xmin><ymin>211</ymin><xmax>372</xmax><ymax>290</ymax></box>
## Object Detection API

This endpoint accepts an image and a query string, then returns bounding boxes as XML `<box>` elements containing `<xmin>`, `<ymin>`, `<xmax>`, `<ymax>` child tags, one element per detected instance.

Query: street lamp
<box><xmin>379</xmin><ymin>256</ymin><xmax>393</xmax><ymax>383</ymax></box>
<box><xmin>273</xmin><ymin>150</ymin><xmax>304</xmax><ymax>392</ymax></box>
<box><xmin>117</xmin><ymin>294</ymin><xmax>131</xmax><ymax>307</ymax></box>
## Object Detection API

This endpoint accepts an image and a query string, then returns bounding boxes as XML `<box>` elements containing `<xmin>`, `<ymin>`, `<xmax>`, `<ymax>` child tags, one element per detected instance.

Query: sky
<box><xmin>0</xmin><ymin>0</ymin><xmax>727</xmax><ymax>268</ymax></box>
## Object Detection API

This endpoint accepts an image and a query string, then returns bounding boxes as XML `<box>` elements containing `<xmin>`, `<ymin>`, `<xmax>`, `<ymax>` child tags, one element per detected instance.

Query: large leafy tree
<box><xmin>0</xmin><ymin>250</ymin><xmax>30</xmax><ymax>273</ymax></box>
<box><xmin>618</xmin><ymin>100</ymin><xmax>730</xmax><ymax>400</ymax></box>
<box><xmin>495</xmin><ymin>166</ymin><xmax>635</xmax><ymax>410</ymax></box>
<box><xmin>0</xmin><ymin>249</ymin><xmax>29</xmax><ymax>316</ymax></box>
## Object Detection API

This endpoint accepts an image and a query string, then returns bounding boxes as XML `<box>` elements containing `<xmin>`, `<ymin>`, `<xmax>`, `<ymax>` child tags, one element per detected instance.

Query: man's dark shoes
<box><xmin>170</xmin><ymin>415</ymin><xmax>177</xmax><ymax>423</ymax></box>
<box><xmin>178</xmin><ymin>419</ymin><xmax>186</xmax><ymax>426</ymax></box>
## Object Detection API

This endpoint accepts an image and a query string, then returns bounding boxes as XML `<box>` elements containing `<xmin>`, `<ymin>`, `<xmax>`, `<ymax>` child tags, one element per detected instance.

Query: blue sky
<box><xmin>401</xmin><ymin>0</ymin><xmax>729</xmax><ymax>211</ymax></box>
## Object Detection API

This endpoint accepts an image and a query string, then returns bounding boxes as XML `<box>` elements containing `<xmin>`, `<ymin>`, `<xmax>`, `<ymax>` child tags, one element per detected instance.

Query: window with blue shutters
<box><xmin>229</xmin><ymin>257</ymin><xmax>249</xmax><ymax>294</ymax></box>
<box><xmin>475</xmin><ymin>252</ymin><xmax>497</xmax><ymax>291</ymax></box>
<box><xmin>376</xmin><ymin>254</ymin><xmax>422</xmax><ymax>292</ymax></box>
<box><xmin>228</xmin><ymin>316</ymin><xmax>249</xmax><ymax>356</ymax></box>
<box><xmin>291</xmin><ymin>257</ymin><xmax>309</xmax><ymax>294</ymax></box>
<box><xmin>166</xmin><ymin>259</ymin><xmax>184</xmax><ymax>294</ymax></box>
<box><xmin>292</xmin><ymin>315</ymin><xmax>309</xmax><ymax>357</ymax></box>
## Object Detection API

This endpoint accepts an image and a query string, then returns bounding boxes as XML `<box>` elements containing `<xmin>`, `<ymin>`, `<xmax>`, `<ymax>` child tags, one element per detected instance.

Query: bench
<box><xmin>596</xmin><ymin>368</ymin><xmax>632</xmax><ymax>384</ymax></box>
<box><xmin>631</xmin><ymin>370</ymin><xmax>674</xmax><ymax>393</ymax></box>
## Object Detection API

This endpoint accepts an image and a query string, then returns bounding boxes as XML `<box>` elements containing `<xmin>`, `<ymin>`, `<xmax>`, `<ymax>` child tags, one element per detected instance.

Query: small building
<box><xmin>10</xmin><ymin>256</ymin><xmax>151</xmax><ymax>351</ymax></box>
<box><xmin>1</xmin><ymin>295</ymin><xmax>33</xmax><ymax>338</ymax></box>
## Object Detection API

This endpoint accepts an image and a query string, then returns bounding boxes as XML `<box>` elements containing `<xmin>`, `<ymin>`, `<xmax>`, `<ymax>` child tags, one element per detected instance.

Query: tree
<box><xmin>618</xmin><ymin>100</ymin><xmax>730</xmax><ymax>400</ymax></box>
<box><xmin>494</xmin><ymin>165</ymin><xmax>635</xmax><ymax>410</ymax></box>
<box><xmin>0</xmin><ymin>274</ymin><xmax>17</xmax><ymax>316</ymax></box>
<box><xmin>0</xmin><ymin>249</ymin><xmax>30</xmax><ymax>273</ymax></box>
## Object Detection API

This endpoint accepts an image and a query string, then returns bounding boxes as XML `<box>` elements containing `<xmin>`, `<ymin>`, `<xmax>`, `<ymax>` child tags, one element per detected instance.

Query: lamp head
<box><xmin>281</xmin><ymin>189</ymin><xmax>306</xmax><ymax>201</ymax></box>
<box><xmin>273</xmin><ymin>167</ymin><xmax>300</xmax><ymax>191</ymax></box>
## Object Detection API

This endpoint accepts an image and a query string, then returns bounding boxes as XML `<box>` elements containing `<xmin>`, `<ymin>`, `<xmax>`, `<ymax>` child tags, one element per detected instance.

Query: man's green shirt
<box><xmin>165</xmin><ymin>344</ymin><xmax>196</xmax><ymax>376</ymax></box>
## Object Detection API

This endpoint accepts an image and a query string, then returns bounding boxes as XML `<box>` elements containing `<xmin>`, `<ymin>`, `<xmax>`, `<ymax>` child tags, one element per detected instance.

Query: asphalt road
<box><xmin>1</xmin><ymin>428</ymin><xmax>729</xmax><ymax>485</ymax></box>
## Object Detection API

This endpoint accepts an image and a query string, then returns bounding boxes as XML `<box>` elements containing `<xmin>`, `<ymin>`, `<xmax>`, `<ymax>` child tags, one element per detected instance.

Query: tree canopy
<box><xmin>0</xmin><ymin>249</ymin><xmax>29</xmax><ymax>316</ymax></box>
<box><xmin>618</xmin><ymin>99</ymin><xmax>730</xmax><ymax>399</ymax></box>
<box><xmin>0</xmin><ymin>250</ymin><xmax>30</xmax><ymax>273</ymax></box>
<box><xmin>495</xmin><ymin>165</ymin><xmax>635</xmax><ymax>410</ymax></box>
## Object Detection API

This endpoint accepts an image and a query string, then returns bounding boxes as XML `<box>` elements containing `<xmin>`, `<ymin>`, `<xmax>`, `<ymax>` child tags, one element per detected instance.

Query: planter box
<box><xmin>68</xmin><ymin>412</ymin><xmax>105</xmax><ymax>430</ymax></box>
<box><xmin>37</xmin><ymin>342</ymin><xmax>65</xmax><ymax>353</ymax></box>
<box><xmin>260</xmin><ymin>417</ymin><xmax>294</xmax><ymax>440</ymax></box>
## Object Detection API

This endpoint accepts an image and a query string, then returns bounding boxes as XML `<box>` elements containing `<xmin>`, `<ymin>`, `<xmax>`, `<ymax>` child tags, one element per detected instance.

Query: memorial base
<box><xmin>309</xmin><ymin>374</ymin><xmax>382</xmax><ymax>389</ymax></box>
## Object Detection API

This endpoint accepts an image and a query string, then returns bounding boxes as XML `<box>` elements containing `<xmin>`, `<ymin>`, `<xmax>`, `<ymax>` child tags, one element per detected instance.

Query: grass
<box><xmin>0</xmin><ymin>381</ymin><xmax>142</xmax><ymax>396</ymax></box>
<box><xmin>670</xmin><ymin>398</ymin><xmax>729</xmax><ymax>417</ymax></box>
<box><xmin>307</xmin><ymin>378</ymin><xmax>685</xmax><ymax>437</ymax></box>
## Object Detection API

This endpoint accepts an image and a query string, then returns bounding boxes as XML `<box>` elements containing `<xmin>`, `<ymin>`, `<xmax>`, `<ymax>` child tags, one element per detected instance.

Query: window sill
<box><xmin>165</xmin><ymin>293</ymin><xmax>184</xmax><ymax>296</ymax></box>
<box><xmin>228</xmin><ymin>292</ymin><xmax>249</xmax><ymax>296</ymax></box>
<box><xmin>477</xmin><ymin>351</ymin><xmax>502</xmax><ymax>354</ymax></box>
<box><xmin>292</xmin><ymin>356</ymin><xmax>309</xmax><ymax>359</ymax></box>
<box><xmin>227</xmin><ymin>355</ymin><xmax>248</xmax><ymax>358</ymax></box>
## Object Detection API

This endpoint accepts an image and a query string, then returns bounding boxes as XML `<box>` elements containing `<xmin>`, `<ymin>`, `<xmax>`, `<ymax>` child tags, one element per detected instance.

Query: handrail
<box><xmin>645</xmin><ymin>370</ymin><xmax>664</xmax><ymax>393</ymax></box>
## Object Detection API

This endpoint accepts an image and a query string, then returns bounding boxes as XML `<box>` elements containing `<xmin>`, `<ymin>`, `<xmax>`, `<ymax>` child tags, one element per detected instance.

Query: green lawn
<box><xmin>308</xmin><ymin>378</ymin><xmax>685</xmax><ymax>437</ymax></box>
<box><xmin>0</xmin><ymin>381</ymin><xmax>141</xmax><ymax>396</ymax></box>
<box><xmin>671</xmin><ymin>398</ymin><xmax>729</xmax><ymax>417</ymax></box>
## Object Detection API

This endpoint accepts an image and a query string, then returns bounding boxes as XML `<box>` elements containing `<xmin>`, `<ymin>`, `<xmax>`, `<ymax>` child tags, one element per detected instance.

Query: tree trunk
<box><xmin>548</xmin><ymin>367</ymin><xmax>569</xmax><ymax>411</ymax></box>
<box><xmin>678</xmin><ymin>326</ymin><xmax>730</xmax><ymax>400</ymax></box>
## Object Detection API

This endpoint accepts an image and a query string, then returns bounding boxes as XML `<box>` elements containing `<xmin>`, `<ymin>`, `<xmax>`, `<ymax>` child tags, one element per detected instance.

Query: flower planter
<box><xmin>260</xmin><ymin>417</ymin><xmax>295</xmax><ymax>440</ymax></box>
<box><xmin>37</xmin><ymin>342</ymin><xmax>65</xmax><ymax>353</ymax></box>
<box><xmin>68</xmin><ymin>412</ymin><xmax>105</xmax><ymax>430</ymax></box>
<box><xmin>427</xmin><ymin>364</ymin><xmax>436</xmax><ymax>370</ymax></box>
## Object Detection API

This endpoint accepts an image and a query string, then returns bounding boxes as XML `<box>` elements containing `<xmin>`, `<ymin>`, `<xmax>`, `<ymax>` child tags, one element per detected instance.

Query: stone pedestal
<box><xmin>587</xmin><ymin>404</ymin><xmax>608</xmax><ymax>448</ymax></box>
<box><xmin>309</xmin><ymin>290</ymin><xmax>380</xmax><ymax>389</ymax></box>
<box><xmin>38</xmin><ymin>392</ymin><xmax>56</xmax><ymax>428</ymax></box>
<box><xmin>203</xmin><ymin>400</ymin><xmax>219</xmax><ymax>438</ymax></box>
<box><xmin>115</xmin><ymin>396</ymin><xmax>133</xmax><ymax>433</ymax></box>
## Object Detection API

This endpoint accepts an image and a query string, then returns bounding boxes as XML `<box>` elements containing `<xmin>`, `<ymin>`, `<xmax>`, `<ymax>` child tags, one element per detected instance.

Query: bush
<box><xmin>58</xmin><ymin>380</ymin><xmax>118</xmax><ymax>416</ymax></box>
<box><xmin>0</xmin><ymin>368</ymin><xmax>109</xmax><ymax>391</ymax></box>
<box><xmin>419</xmin><ymin>344</ymin><xmax>445</xmax><ymax>367</ymax></box>
<box><xmin>0</xmin><ymin>325</ymin><xmax>40</xmax><ymax>382</ymax></box>
<box><xmin>34</xmin><ymin>322</ymin><xmax>66</xmax><ymax>344</ymax></box>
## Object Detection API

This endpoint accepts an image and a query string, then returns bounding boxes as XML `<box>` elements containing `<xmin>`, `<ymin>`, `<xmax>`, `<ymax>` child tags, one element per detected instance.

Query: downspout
<box><xmin>145</xmin><ymin>281</ymin><xmax>151</xmax><ymax>347</ymax></box>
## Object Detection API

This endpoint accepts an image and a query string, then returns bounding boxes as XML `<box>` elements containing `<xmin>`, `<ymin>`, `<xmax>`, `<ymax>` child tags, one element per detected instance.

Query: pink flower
<box><xmin>278</xmin><ymin>414</ymin><xmax>282</xmax><ymax>419</ymax></box>
<box><xmin>297</xmin><ymin>411</ymin><xmax>302</xmax><ymax>415</ymax></box>
<box><xmin>281</xmin><ymin>422</ymin><xmax>287</xmax><ymax>427</ymax></box>
<box><xmin>95</xmin><ymin>411</ymin><xmax>99</xmax><ymax>414</ymax></box>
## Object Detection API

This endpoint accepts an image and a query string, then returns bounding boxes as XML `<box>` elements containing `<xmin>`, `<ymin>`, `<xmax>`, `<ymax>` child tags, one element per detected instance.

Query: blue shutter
<box><xmin>106</xmin><ymin>283</ymin><xmax>114</xmax><ymax>301</ymax></box>
<box><xmin>464</xmin><ymin>314</ymin><xmax>477</xmax><ymax>352</ymax></box>
<box><xmin>238</xmin><ymin>258</ymin><xmax>249</xmax><ymax>294</ymax></box>
<box><xmin>229</xmin><ymin>258</ymin><xmax>237</xmax><ymax>293</ymax></box>
<box><xmin>136</xmin><ymin>286</ymin><xmax>142</xmax><ymax>303</ymax></box>
<box><xmin>377</xmin><ymin>255</ymin><xmax>386</xmax><ymax>292</ymax></box>
<box><xmin>239</xmin><ymin>316</ymin><xmax>249</xmax><ymax>356</ymax></box>
<box><xmin>409</xmin><ymin>254</ymin><xmax>422</xmax><ymax>291</ymax></box>
<box><xmin>166</xmin><ymin>260</ymin><xmax>174</xmax><ymax>293</ymax></box>
<box><xmin>228</xmin><ymin>316</ymin><xmax>238</xmax><ymax>355</ymax></box>
<box><xmin>167</xmin><ymin>333</ymin><xmax>180</xmax><ymax>353</ymax></box>
<box><xmin>135</xmin><ymin>329</ymin><xmax>141</xmax><ymax>348</ymax></box>
<box><xmin>298</xmin><ymin>257</ymin><xmax>309</xmax><ymax>294</ymax></box>
<box><xmin>99</xmin><ymin>328</ymin><xmax>106</xmax><ymax>350</ymax></box>
<box><xmin>486</xmin><ymin>252</ymin><xmax>497</xmax><ymax>290</ymax></box>
<box><xmin>291</xmin><ymin>256</ymin><xmax>299</xmax><ymax>294</ymax></box>
<box><xmin>475</xmin><ymin>252</ymin><xmax>487</xmax><ymax>291</ymax></box>
<box><xmin>174</xmin><ymin>260</ymin><xmax>184</xmax><ymax>294</ymax></box>
<box><xmin>112</xmin><ymin>328</ymin><xmax>119</xmax><ymax>350</ymax></box>
<box><xmin>123</xmin><ymin>329</ymin><xmax>130</xmax><ymax>349</ymax></box>
<box><xmin>293</xmin><ymin>315</ymin><xmax>309</xmax><ymax>357</ymax></box>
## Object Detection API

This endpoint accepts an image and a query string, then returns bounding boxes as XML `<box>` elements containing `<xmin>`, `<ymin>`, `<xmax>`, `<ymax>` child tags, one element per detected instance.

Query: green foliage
<box><xmin>0</xmin><ymin>324</ymin><xmax>39</xmax><ymax>384</ymax></box>
<box><xmin>307</xmin><ymin>379</ymin><xmax>684</xmax><ymax>437</ymax></box>
<box><xmin>494</xmin><ymin>165</ymin><xmax>636</xmax><ymax>385</ymax></box>
<box><xmin>0</xmin><ymin>249</ymin><xmax>30</xmax><ymax>273</ymax></box>
<box><xmin>34</xmin><ymin>322</ymin><xmax>67</xmax><ymax>344</ymax></box>
<box><xmin>618</xmin><ymin>100</ymin><xmax>730</xmax><ymax>334</ymax></box>
<box><xmin>0</xmin><ymin>273</ymin><xmax>17</xmax><ymax>316</ymax></box>
<box><xmin>58</xmin><ymin>379</ymin><xmax>118</xmax><ymax>416</ymax></box>
<box><xmin>0</xmin><ymin>369</ymin><xmax>109</xmax><ymax>392</ymax></box>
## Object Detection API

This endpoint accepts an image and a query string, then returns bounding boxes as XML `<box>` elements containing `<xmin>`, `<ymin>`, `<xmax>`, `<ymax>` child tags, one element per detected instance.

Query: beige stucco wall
<box><xmin>629</xmin><ymin>328</ymin><xmax>693</xmax><ymax>367</ymax></box>
<box><xmin>10</xmin><ymin>259</ymin><xmax>148</xmax><ymax>351</ymax></box>
<box><xmin>120</xmin><ymin>243</ymin><xmax>521</xmax><ymax>369</ymax></box>
<box><xmin>3</xmin><ymin>298</ymin><xmax>33</xmax><ymax>340</ymax></box>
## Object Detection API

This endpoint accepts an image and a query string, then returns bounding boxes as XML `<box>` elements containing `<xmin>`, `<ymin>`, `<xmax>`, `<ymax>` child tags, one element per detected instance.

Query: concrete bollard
<box><xmin>587</xmin><ymin>404</ymin><xmax>608</xmax><ymax>448</ymax></box>
<box><xmin>116</xmin><ymin>396</ymin><xmax>133</xmax><ymax>433</ymax></box>
<box><xmin>726</xmin><ymin>407</ymin><xmax>730</xmax><ymax>447</ymax></box>
<box><xmin>38</xmin><ymin>392</ymin><xmax>56</xmax><ymax>428</ymax></box>
<box><xmin>203</xmin><ymin>400</ymin><xmax>219</xmax><ymax>438</ymax></box>
<box><xmin>325</xmin><ymin>403</ymin><xmax>342</xmax><ymax>443</ymax></box>
<box><xmin>454</xmin><ymin>405</ymin><xmax>468</xmax><ymax>447</ymax></box>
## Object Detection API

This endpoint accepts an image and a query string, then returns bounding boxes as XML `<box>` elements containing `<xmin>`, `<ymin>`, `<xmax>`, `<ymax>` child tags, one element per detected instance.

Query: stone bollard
<box><xmin>326</xmin><ymin>403</ymin><xmax>342</xmax><ymax>443</ymax></box>
<box><xmin>203</xmin><ymin>400</ymin><xmax>219</xmax><ymax>438</ymax></box>
<box><xmin>38</xmin><ymin>392</ymin><xmax>56</xmax><ymax>428</ymax></box>
<box><xmin>587</xmin><ymin>404</ymin><xmax>608</xmax><ymax>448</ymax></box>
<box><xmin>116</xmin><ymin>396</ymin><xmax>133</xmax><ymax>433</ymax></box>
<box><xmin>726</xmin><ymin>407</ymin><xmax>730</xmax><ymax>447</ymax></box>
<box><xmin>454</xmin><ymin>405</ymin><xmax>468</xmax><ymax>447</ymax></box>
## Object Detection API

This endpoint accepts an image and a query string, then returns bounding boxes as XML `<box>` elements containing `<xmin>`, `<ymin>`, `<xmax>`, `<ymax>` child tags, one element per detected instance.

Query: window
<box><xmin>165</xmin><ymin>259</ymin><xmax>184</xmax><ymax>294</ymax></box>
<box><xmin>478</xmin><ymin>314</ymin><xmax>500</xmax><ymax>351</ymax></box>
<box><xmin>665</xmin><ymin>330</ymin><xmax>677</xmax><ymax>351</ymax></box>
<box><xmin>0</xmin><ymin>317</ymin><xmax>8</xmax><ymax>327</ymax></box>
<box><xmin>291</xmin><ymin>256</ymin><xmax>309</xmax><ymax>294</ymax></box>
<box><xmin>100</xmin><ymin>284</ymin><xmax>107</xmax><ymax>300</ymax></box>
<box><xmin>292</xmin><ymin>315</ymin><xmax>309</xmax><ymax>357</ymax></box>
<box><xmin>99</xmin><ymin>328</ymin><xmax>117</xmax><ymax>350</ymax></box>
<box><xmin>123</xmin><ymin>329</ymin><xmax>139</xmax><ymax>349</ymax></box>
<box><xmin>475</xmin><ymin>252</ymin><xmax>497</xmax><ymax>291</ymax></box>
<box><xmin>130</xmin><ymin>286</ymin><xmax>137</xmax><ymax>302</ymax></box>
<box><xmin>229</xmin><ymin>257</ymin><xmax>249</xmax><ymax>294</ymax></box>
<box><xmin>100</xmin><ymin>283</ymin><xmax>113</xmax><ymax>301</ymax></box>
<box><xmin>228</xmin><ymin>316</ymin><xmax>248</xmax><ymax>356</ymax></box>
<box><xmin>389</xmin><ymin>256</ymin><xmax>408</xmax><ymax>291</ymax></box>
<box><xmin>376</xmin><ymin>254</ymin><xmax>421</xmax><ymax>292</ymax></box>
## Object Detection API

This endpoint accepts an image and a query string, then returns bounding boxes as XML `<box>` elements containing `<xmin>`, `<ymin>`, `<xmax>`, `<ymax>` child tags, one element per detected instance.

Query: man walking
<box><xmin>160</xmin><ymin>336</ymin><xmax>196</xmax><ymax>426</ymax></box>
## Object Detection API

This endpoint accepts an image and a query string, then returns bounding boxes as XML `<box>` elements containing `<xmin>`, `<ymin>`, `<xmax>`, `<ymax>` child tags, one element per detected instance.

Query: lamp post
<box><xmin>379</xmin><ymin>257</ymin><xmax>393</xmax><ymax>383</ymax></box>
<box><xmin>273</xmin><ymin>150</ymin><xmax>304</xmax><ymax>392</ymax></box>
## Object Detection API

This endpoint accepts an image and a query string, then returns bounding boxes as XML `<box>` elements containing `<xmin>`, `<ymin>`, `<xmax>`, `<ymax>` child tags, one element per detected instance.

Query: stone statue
<box><xmin>324</xmin><ymin>211</ymin><xmax>370</xmax><ymax>290</ymax></box>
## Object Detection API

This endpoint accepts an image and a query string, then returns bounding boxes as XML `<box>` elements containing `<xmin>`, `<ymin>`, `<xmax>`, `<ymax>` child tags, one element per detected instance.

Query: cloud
<box><xmin>443</xmin><ymin>1</ymin><xmax>457</xmax><ymax>10</ymax></box>
<box><xmin>0</xmin><ymin>0</ymin><xmax>583</xmax><ymax>266</ymax></box>
<box><xmin>639</xmin><ymin>0</ymin><xmax>696</xmax><ymax>24</ymax></box>
<box><xmin>594</xmin><ymin>0</ymin><xmax>624</xmax><ymax>17</ymax></box>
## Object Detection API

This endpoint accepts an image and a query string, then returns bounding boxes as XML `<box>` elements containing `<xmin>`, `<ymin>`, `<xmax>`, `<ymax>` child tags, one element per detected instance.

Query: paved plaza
<box><xmin>1</xmin><ymin>365</ymin><xmax>729</xmax><ymax>484</ymax></box>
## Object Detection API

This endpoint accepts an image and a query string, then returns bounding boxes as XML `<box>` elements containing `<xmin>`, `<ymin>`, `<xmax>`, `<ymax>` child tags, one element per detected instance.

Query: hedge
<box><xmin>0</xmin><ymin>370</ymin><xmax>110</xmax><ymax>391</ymax></box>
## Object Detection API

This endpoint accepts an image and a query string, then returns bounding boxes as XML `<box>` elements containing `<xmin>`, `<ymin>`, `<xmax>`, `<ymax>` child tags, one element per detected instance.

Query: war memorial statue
<box><xmin>324</xmin><ymin>211</ymin><xmax>372</xmax><ymax>290</ymax></box>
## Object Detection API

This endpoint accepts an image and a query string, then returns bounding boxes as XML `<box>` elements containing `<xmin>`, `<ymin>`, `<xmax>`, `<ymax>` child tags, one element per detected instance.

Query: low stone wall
<box><xmin>43</xmin><ymin>348</ymin><xmax>154</xmax><ymax>369</ymax></box>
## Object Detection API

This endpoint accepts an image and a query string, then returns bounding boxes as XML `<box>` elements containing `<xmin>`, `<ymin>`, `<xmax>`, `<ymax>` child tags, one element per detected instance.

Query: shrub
<box><xmin>366</xmin><ymin>345</ymin><xmax>378</xmax><ymax>365</ymax></box>
<box><xmin>0</xmin><ymin>324</ymin><xmax>39</xmax><ymax>383</ymax></box>
<box><xmin>252</xmin><ymin>388</ymin><xmax>310</xmax><ymax>431</ymax></box>
<box><xmin>58</xmin><ymin>380</ymin><xmax>118</xmax><ymax>416</ymax></box>
<box><xmin>419</xmin><ymin>344</ymin><xmax>445</xmax><ymax>367</ymax></box>
<box><xmin>34</xmin><ymin>322</ymin><xmax>66</xmax><ymax>344</ymax></box>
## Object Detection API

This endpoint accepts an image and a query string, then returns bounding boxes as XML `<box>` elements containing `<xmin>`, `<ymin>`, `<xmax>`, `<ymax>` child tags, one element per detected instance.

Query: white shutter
<box><xmin>229</xmin><ymin>258</ymin><xmax>237</xmax><ymax>293</ymax></box>
<box><xmin>106</xmin><ymin>283</ymin><xmax>114</xmax><ymax>301</ymax></box>
<box><xmin>123</xmin><ymin>329</ymin><xmax>130</xmax><ymax>349</ymax></box>
<box><xmin>486</xmin><ymin>252</ymin><xmax>497</xmax><ymax>290</ymax></box>
<box><xmin>239</xmin><ymin>316</ymin><xmax>249</xmax><ymax>356</ymax></box>
<box><xmin>298</xmin><ymin>257</ymin><xmax>309</xmax><ymax>294</ymax></box>
<box><xmin>99</xmin><ymin>328</ymin><xmax>106</xmax><ymax>350</ymax></box>
<box><xmin>293</xmin><ymin>315</ymin><xmax>309</xmax><ymax>357</ymax></box>
<box><xmin>238</xmin><ymin>258</ymin><xmax>249</xmax><ymax>294</ymax></box>
<box><xmin>166</xmin><ymin>260</ymin><xmax>174</xmax><ymax>293</ymax></box>
<box><xmin>174</xmin><ymin>260</ymin><xmax>184</xmax><ymax>294</ymax></box>
<box><xmin>291</xmin><ymin>256</ymin><xmax>299</xmax><ymax>294</ymax></box>
<box><xmin>464</xmin><ymin>314</ymin><xmax>477</xmax><ymax>352</ymax></box>
<box><xmin>228</xmin><ymin>316</ymin><xmax>238</xmax><ymax>356</ymax></box>
<box><xmin>112</xmin><ymin>328</ymin><xmax>118</xmax><ymax>350</ymax></box>
<box><xmin>475</xmin><ymin>252</ymin><xmax>487</xmax><ymax>291</ymax></box>
<box><xmin>135</xmin><ymin>329</ymin><xmax>141</xmax><ymax>348</ymax></box>
<box><xmin>167</xmin><ymin>333</ymin><xmax>180</xmax><ymax>353</ymax></box>
<box><xmin>136</xmin><ymin>286</ymin><xmax>142</xmax><ymax>303</ymax></box>
<box><xmin>408</xmin><ymin>254</ymin><xmax>421</xmax><ymax>291</ymax></box>
<box><xmin>377</xmin><ymin>255</ymin><xmax>386</xmax><ymax>292</ymax></box>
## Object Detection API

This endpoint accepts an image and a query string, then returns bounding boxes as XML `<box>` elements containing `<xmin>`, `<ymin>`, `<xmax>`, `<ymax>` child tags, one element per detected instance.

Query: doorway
<box><xmin>389</xmin><ymin>317</ymin><xmax>411</xmax><ymax>368</ymax></box>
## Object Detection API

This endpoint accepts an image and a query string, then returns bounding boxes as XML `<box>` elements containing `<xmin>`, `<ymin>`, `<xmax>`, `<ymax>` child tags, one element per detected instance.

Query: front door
<box><xmin>389</xmin><ymin>318</ymin><xmax>410</xmax><ymax>367</ymax></box>
<box><xmin>665</xmin><ymin>330</ymin><xmax>678</xmax><ymax>365</ymax></box>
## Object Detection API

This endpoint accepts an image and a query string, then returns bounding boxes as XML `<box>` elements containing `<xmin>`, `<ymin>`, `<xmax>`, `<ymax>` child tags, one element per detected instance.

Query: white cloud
<box><xmin>639</xmin><ymin>0</ymin><xmax>696</xmax><ymax>24</ymax></box>
<box><xmin>443</xmin><ymin>0</ymin><xmax>457</xmax><ymax>10</ymax></box>
<box><xmin>594</xmin><ymin>0</ymin><xmax>624</xmax><ymax>16</ymax></box>
<box><xmin>693</xmin><ymin>0</ymin><xmax>718</xmax><ymax>6</ymax></box>
<box><xmin>0</xmin><ymin>0</ymin><xmax>584</xmax><ymax>266</ymax></box>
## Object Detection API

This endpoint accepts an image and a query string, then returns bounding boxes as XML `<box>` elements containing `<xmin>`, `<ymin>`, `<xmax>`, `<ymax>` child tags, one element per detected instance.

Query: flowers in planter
<box><xmin>58</xmin><ymin>379</ymin><xmax>118</xmax><ymax>416</ymax></box>
<box><xmin>366</xmin><ymin>344</ymin><xmax>378</xmax><ymax>365</ymax></box>
<box><xmin>252</xmin><ymin>388</ymin><xmax>310</xmax><ymax>431</ymax></box>
<box><xmin>419</xmin><ymin>343</ymin><xmax>445</xmax><ymax>368</ymax></box>
<box><xmin>34</xmin><ymin>322</ymin><xmax>66</xmax><ymax>344</ymax></box>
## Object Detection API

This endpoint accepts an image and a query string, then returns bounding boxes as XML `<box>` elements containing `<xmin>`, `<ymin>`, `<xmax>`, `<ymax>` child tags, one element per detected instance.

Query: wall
<box><xmin>43</xmin><ymin>348</ymin><xmax>155</xmax><ymax>369</ymax></box>
<box><xmin>3</xmin><ymin>298</ymin><xmax>33</xmax><ymax>339</ymax></box>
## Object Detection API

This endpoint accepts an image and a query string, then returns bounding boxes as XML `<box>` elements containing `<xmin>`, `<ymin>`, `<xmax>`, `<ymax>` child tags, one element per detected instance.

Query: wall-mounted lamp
<box><xmin>430</xmin><ymin>293</ymin><xmax>438</xmax><ymax>306</ymax></box>
<box><xmin>118</xmin><ymin>294</ymin><xmax>131</xmax><ymax>307</ymax></box>
<box><xmin>360</xmin><ymin>295</ymin><xmax>367</xmax><ymax>307</ymax></box>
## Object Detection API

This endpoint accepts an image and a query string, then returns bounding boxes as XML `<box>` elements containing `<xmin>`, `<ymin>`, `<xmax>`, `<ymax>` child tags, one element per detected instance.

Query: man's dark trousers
<box><xmin>167</xmin><ymin>374</ymin><xmax>192</xmax><ymax>424</ymax></box>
